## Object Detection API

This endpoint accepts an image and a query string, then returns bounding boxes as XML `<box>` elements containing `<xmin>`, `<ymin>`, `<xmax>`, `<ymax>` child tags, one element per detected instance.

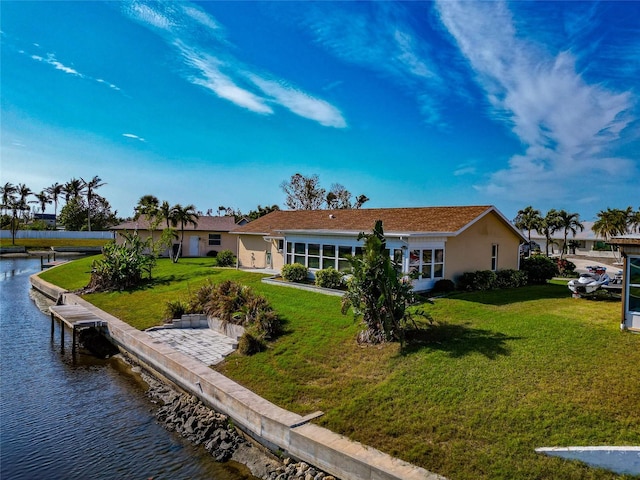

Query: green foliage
<box><xmin>432</xmin><ymin>278</ymin><xmax>455</xmax><ymax>294</ymax></box>
<box><xmin>216</xmin><ymin>249</ymin><xmax>236</xmax><ymax>267</ymax></box>
<box><xmin>314</xmin><ymin>267</ymin><xmax>344</xmax><ymax>289</ymax></box>
<box><xmin>237</xmin><ymin>331</ymin><xmax>266</xmax><ymax>355</ymax></box>
<box><xmin>87</xmin><ymin>231</ymin><xmax>155</xmax><ymax>291</ymax></box>
<box><xmin>281</xmin><ymin>263</ymin><xmax>309</xmax><ymax>282</ymax></box>
<box><xmin>457</xmin><ymin>269</ymin><xmax>527</xmax><ymax>291</ymax></box>
<box><xmin>206</xmin><ymin>250</ymin><xmax>218</xmax><ymax>257</ymax></box>
<box><xmin>164</xmin><ymin>299</ymin><xmax>188</xmax><ymax>320</ymax></box>
<box><xmin>58</xmin><ymin>196</ymin><xmax>119</xmax><ymax>231</ymax></box>
<box><xmin>520</xmin><ymin>255</ymin><xmax>558</xmax><ymax>284</ymax></box>
<box><xmin>188</xmin><ymin>280</ymin><xmax>282</xmax><ymax>344</ymax></box>
<box><xmin>341</xmin><ymin>220</ymin><xmax>424</xmax><ymax>347</ymax></box>
<box><xmin>555</xmin><ymin>258</ymin><xmax>577</xmax><ymax>277</ymax></box>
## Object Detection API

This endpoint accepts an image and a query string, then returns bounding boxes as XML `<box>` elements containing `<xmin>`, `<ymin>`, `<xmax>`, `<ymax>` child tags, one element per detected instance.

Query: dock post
<box><xmin>50</xmin><ymin>312</ymin><xmax>55</xmax><ymax>339</ymax></box>
<box><xmin>72</xmin><ymin>326</ymin><xmax>76</xmax><ymax>356</ymax></box>
<box><xmin>60</xmin><ymin>323</ymin><xmax>65</xmax><ymax>352</ymax></box>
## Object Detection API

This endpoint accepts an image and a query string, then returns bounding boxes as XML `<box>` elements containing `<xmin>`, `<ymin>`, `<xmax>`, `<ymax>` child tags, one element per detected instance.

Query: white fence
<box><xmin>0</xmin><ymin>230</ymin><xmax>114</xmax><ymax>240</ymax></box>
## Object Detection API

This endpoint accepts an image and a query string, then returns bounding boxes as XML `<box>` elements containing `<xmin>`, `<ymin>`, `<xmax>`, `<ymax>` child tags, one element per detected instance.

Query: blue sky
<box><xmin>1</xmin><ymin>1</ymin><xmax>638</xmax><ymax>222</ymax></box>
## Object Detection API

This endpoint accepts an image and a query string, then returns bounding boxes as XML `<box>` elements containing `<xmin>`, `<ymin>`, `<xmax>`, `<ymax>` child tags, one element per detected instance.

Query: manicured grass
<box><xmin>39</xmin><ymin>259</ymin><xmax>640</xmax><ymax>479</ymax></box>
<box><xmin>0</xmin><ymin>238</ymin><xmax>112</xmax><ymax>248</ymax></box>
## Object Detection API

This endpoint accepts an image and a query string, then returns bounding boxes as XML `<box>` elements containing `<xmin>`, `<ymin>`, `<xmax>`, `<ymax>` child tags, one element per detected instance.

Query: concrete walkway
<box><xmin>145</xmin><ymin>328</ymin><xmax>238</xmax><ymax>366</ymax></box>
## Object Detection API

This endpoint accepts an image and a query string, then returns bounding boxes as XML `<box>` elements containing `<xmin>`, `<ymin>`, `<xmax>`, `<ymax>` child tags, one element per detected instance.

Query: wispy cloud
<box><xmin>302</xmin><ymin>3</ymin><xmax>447</xmax><ymax>126</ymax></box>
<box><xmin>122</xmin><ymin>133</ymin><xmax>146</xmax><ymax>142</ymax></box>
<box><xmin>435</xmin><ymin>0</ymin><xmax>637</xmax><ymax>205</ymax></box>
<box><xmin>121</xmin><ymin>0</ymin><xmax>346</xmax><ymax>128</ymax></box>
<box><xmin>28</xmin><ymin>51</ymin><xmax>121</xmax><ymax>91</ymax></box>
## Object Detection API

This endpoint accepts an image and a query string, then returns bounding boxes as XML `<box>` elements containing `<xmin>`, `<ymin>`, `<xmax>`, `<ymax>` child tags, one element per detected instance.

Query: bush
<box><xmin>206</xmin><ymin>250</ymin><xmax>218</xmax><ymax>257</ymax></box>
<box><xmin>164</xmin><ymin>299</ymin><xmax>188</xmax><ymax>320</ymax></box>
<box><xmin>216</xmin><ymin>249</ymin><xmax>236</xmax><ymax>267</ymax></box>
<box><xmin>556</xmin><ymin>258</ymin><xmax>577</xmax><ymax>277</ymax></box>
<box><xmin>315</xmin><ymin>267</ymin><xmax>344</xmax><ymax>289</ymax></box>
<box><xmin>520</xmin><ymin>255</ymin><xmax>558</xmax><ymax>284</ymax></box>
<box><xmin>495</xmin><ymin>269</ymin><xmax>528</xmax><ymax>289</ymax></box>
<box><xmin>457</xmin><ymin>270</ymin><xmax>497</xmax><ymax>291</ymax></box>
<box><xmin>237</xmin><ymin>331</ymin><xmax>266</xmax><ymax>355</ymax></box>
<box><xmin>432</xmin><ymin>279</ymin><xmax>455</xmax><ymax>294</ymax></box>
<box><xmin>281</xmin><ymin>263</ymin><xmax>308</xmax><ymax>282</ymax></box>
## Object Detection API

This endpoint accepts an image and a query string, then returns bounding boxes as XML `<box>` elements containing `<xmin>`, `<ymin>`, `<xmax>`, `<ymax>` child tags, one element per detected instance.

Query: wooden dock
<box><xmin>49</xmin><ymin>304</ymin><xmax>107</xmax><ymax>354</ymax></box>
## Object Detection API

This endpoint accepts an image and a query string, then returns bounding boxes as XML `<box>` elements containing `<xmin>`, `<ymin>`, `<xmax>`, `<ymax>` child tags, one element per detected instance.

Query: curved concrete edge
<box><xmin>30</xmin><ymin>273</ymin><xmax>445</xmax><ymax>480</ymax></box>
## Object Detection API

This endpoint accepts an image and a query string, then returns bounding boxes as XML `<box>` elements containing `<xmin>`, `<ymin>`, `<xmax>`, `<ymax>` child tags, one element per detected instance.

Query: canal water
<box><xmin>0</xmin><ymin>257</ymin><xmax>256</xmax><ymax>480</ymax></box>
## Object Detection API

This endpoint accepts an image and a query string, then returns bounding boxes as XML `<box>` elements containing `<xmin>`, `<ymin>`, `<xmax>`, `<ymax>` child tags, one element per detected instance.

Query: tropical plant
<box><xmin>555</xmin><ymin>210</ymin><xmax>583</xmax><ymax>259</ymax></box>
<box><xmin>539</xmin><ymin>209</ymin><xmax>560</xmax><ymax>257</ymax></box>
<box><xmin>45</xmin><ymin>182</ymin><xmax>64</xmax><ymax>229</ymax></box>
<box><xmin>592</xmin><ymin>207</ymin><xmax>630</xmax><ymax>263</ymax></box>
<box><xmin>86</xmin><ymin>231</ymin><xmax>155</xmax><ymax>292</ymax></box>
<box><xmin>513</xmin><ymin>206</ymin><xmax>542</xmax><ymax>256</ymax></box>
<box><xmin>628</xmin><ymin>207</ymin><xmax>640</xmax><ymax>233</ymax></box>
<box><xmin>341</xmin><ymin>220</ymin><xmax>425</xmax><ymax>347</ymax></box>
<box><xmin>216</xmin><ymin>249</ymin><xmax>236</xmax><ymax>267</ymax></box>
<box><xmin>32</xmin><ymin>190</ymin><xmax>51</xmax><ymax>216</ymax></box>
<box><xmin>169</xmin><ymin>203</ymin><xmax>199</xmax><ymax>262</ymax></box>
<box><xmin>63</xmin><ymin>178</ymin><xmax>84</xmax><ymax>202</ymax></box>
<box><xmin>81</xmin><ymin>176</ymin><xmax>105</xmax><ymax>231</ymax></box>
<box><xmin>0</xmin><ymin>182</ymin><xmax>17</xmax><ymax>219</ymax></box>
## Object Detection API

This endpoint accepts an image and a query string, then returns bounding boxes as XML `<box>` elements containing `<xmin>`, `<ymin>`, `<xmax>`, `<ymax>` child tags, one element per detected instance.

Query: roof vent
<box><xmin>329</xmin><ymin>214</ymin><xmax>335</xmax><ymax>219</ymax></box>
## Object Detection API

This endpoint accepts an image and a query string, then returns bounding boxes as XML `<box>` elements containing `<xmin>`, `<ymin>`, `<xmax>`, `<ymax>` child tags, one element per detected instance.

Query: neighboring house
<box><xmin>230</xmin><ymin>205</ymin><xmax>526</xmax><ymax>292</ymax></box>
<box><xmin>112</xmin><ymin>216</ymin><xmax>238</xmax><ymax>257</ymax></box>
<box><xmin>33</xmin><ymin>213</ymin><xmax>57</xmax><ymax>228</ymax></box>
<box><xmin>528</xmin><ymin>221</ymin><xmax>616</xmax><ymax>257</ymax></box>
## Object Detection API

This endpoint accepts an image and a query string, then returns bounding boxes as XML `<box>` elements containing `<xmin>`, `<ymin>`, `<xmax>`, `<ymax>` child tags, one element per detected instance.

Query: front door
<box><xmin>189</xmin><ymin>236</ymin><xmax>199</xmax><ymax>257</ymax></box>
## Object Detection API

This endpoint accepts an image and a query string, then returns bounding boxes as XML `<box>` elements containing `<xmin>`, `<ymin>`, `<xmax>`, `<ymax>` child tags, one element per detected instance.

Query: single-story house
<box><xmin>230</xmin><ymin>205</ymin><xmax>526</xmax><ymax>291</ymax></box>
<box><xmin>112</xmin><ymin>216</ymin><xmax>238</xmax><ymax>257</ymax></box>
<box><xmin>609</xmin><ymin>235</ymin><xmax>640</xmax><ymax>332</ymax></box>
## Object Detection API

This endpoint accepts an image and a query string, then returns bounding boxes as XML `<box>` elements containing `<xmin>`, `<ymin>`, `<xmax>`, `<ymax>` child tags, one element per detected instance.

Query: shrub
<box><xmin>164</xmin><ymin>299</ymin><xmax>188</xmax><ymax>320</ymax></box>
<box><xmin>237</xmin><ymin>331</ymin><xmax>266</xmax><ymax>355</ymax></box>
<box><xmin>281</xmin><ymin>263</ymin><xmax>308</xmax><ymax>282</ymax></box>
<box><xmin>556</xmin><ymin>258</ymin><xmax>577</xmax><ymax>277</ymax></box>
<box><xmin>432</xmin><ymin>278</ymin><xmax>455</xmax><ymax>294</ymax></box>
<box><xmin>216</xmin><ymin>249</ymin><xmax>236</xmax><ymax>267</ymax></box>
<box><xmin>520</xmin><ymin>255</ymin><xmax>558</xmax><ymax>284</ymax></box>
<box><xmin>457</xmin><ymin>270</ymin><xmax>497</xmax><ymax>291</ymax></box>
<box><xmin>495</xmin><ymin>269</ymin><xmax>528</xmax><ymax>289</ymax></box>
<box><xmin>315</xmin><ymin>267</ymin><xmax>344</xmax><ymax>289</ymax></box>
<box><xmin>206</xmin><ymin>250</ymin><xmax>218</xmax><ymax>257</ymax></box>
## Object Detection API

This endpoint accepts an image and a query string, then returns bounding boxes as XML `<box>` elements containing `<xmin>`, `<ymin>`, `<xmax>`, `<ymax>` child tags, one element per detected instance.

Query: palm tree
<box><xmin>32</xmin><ymin>190</ymin><xmax>52</xmax><ymax>217</ymax></box>
<box><xmin>63</xmin><ymin>178</ymin><xmax>84</xmax><ymax>202</ymax></box>
<box><xmin>169</xmin><ymin>204</ymin><xmax>199</xmax><ymax>262</ymax></box>
<box><xmin>159</xmin><ymin>200</ymin><xmax>173</xmax><ymax>228</ymax></box>
<box><xmin>592</xmin><ymin>208</ymin><xmax>629</xmax><ymax>262</ymax></box>
<box><xmin>16</xmin><ymin>183</ymin><xmax>32</xmax><ymax>222</ymax></box>
<box><xmin>539</xmin><ymin>209</ymin><xmax>560</xmax><ymax>256</ymax></box>
<box><xmin>134</xmin><ymin>194</ymin><xmax>160</xmax><ymax>222</ymax></box>
<box><xmin>514</xmin><ymin>206</ymin><xmax>542</xmax><ymax>257</ymax></box>
<box><xmin>556</xmin><ymin>210</ymin><xmax>584</xmax><ymax>259</ymax></box>
<box><xmin>628</xmin><ymin>207</ymin><xmax>640</xmax><ymax>234</ymax></box>
<box><xmin>0</xmin><ymin>182</ymin><xmax>17</xmax><ymax>219</ymax></box>
<box><xmin>81</xmin><ymin>176</ymin><xmax>105</xmax><ymax>231</ymax></box>
<box><xmin>45</xmin><ymin>182</ymin><xmax>64</xmax><ymax>229</ymax></box>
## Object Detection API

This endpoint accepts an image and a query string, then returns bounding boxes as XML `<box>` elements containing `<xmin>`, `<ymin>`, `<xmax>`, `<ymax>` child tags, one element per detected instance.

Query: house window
<box><xmin>277</xmin><ymin>239</ymin><xmax>284</xmax><ymax>252</ymax></box>
<box><xmin>294</xmin><ymin>243</ymin><xmax>306</xmax><ymax>265</ymax></box>
<box><xmin>628</xmin><ymin>257</ymin><xmax>640</xmax><ymax>314</ymax></box>
<box><xmin>338</xmin><ymin>246</ymin><xmax>352</xmax><ymax>272</ymax></box>
<box><xmin>208</xmin><ymin>234</ymin><xmax>221</xmax><ymax>246</ymax></box>
<box><xmin>491</xmin><ymin>244</ymin><xmax>499</xmax><ymax>271</ymax></box>
<box><xmin>308</xmin><ymin>243</ymin><xmax>320</xmax><ymax>269</ymax></box>
<box><xmin>286</xmin><ymin>242</ymin><xmax>293</xmax><ymax>264</ymax></box>
<box><xmin>322</xmin><ymin>245</ymin><xmax>336</xmax><ymax>269</ymax></box>
<box><xmin>410</xmin><ymin>248</ymin><xmax>444</xmax><ymax>279</ymax></box>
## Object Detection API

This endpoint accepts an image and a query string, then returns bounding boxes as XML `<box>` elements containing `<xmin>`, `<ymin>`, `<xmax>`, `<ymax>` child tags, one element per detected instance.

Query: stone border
<box><xmin>30</xmin><ymin>274</ymin><xmax>444</xmax><ymax>480</ymax></box>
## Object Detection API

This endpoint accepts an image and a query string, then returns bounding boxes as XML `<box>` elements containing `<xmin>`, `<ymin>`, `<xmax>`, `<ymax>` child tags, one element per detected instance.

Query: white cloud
<box><xmin>436</xmin><ymin>0</ymin><xmax>637</xmax><ymax>204</ymax></box>
<box><xmin>122</xmin><ymin>133</ymin><xmax>146</xmax><ymax>142</ymax></box>
<box><xmin>248</xmin><ymin>74</ymin><xmax>346</xmax><ymax>128</ymax></box>
<box><xmin>28</xmin><ymin>51</ymin><xmax>122</xmax><ymax>91</ymax></box>
<box><xmin>122</xmin><ymin>1</ymin><xmax>345</xmax><ymax>127</ymax></box>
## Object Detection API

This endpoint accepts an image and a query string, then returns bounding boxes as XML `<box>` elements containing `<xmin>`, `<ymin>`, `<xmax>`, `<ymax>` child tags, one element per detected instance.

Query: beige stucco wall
<box><xmin>445</xmin><ymin>213</ymin><xmax>521</xmax><ymax>282</ymax></box>
<box><xmin>114</xmin><ymin>230</ymin><xmax>237</xmax><ymax>257</ymax></box>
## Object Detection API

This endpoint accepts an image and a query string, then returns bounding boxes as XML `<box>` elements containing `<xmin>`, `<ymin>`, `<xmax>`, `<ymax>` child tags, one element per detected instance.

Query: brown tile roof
<box><xmin>112</xmin><ymin>215</ymin><xmax>237</xmax><ymax>232</ymax></box>
<box><xmin>231</xmin><ymin>206</ymin><xmax>505</xmax><ymax>236</ymax></box>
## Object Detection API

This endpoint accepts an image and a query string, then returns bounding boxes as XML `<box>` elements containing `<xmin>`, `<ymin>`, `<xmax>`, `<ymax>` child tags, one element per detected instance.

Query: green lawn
<box><xmin>39</xmin><ymin>257</ymin><xmax>640</xmax><ymax>479</ymax></box>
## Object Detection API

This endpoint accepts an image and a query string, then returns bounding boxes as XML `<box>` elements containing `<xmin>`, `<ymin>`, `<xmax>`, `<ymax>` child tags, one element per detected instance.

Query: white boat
<box><xmin>567</xmin><ymin>266</ymin><xmax>610</xmax><ymax>296</ymax></box>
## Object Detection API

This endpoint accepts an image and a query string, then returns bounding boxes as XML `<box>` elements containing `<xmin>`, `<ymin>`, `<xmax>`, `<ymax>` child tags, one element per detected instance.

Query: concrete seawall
<box><xmin>30</xmin><ymin>274</ymin><xmax>444</xmax><ymax>480</ymax></box>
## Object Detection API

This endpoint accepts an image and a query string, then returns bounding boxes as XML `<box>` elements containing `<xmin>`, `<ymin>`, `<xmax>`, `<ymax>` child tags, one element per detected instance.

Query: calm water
<box><xmin>0</xmin><ymin>257</ymin><xmax>256</xmax><ymax>480</ymax></box>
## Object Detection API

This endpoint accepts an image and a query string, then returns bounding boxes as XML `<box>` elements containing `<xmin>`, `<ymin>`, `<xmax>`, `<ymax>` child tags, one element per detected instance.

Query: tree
<box><xmin>326</xmin><ymin>183</ymin><xmax>352</xmax><ymax>209</ymax></box>
<box><xmin>341</xmin><ymin>220</ymin><xmax>424</xmax><ymax>348</ymax></box>
<box><xmin>281</xmin><ymin>173</ymin><xmax>326</xmax><ymax>210</ymax></box>
<box><xmin>59</xmin><ymin>196</ymin><xmax>118</xmax><ymax>231</ymax></box>
<box><xmin>539</xmin><ymin>209</ymin><xmax>560</xmax><ymax>257</ymax></box>
<box><xmin>45</xmin><ymin>182</ymin><xmax>64</xmax><ymax>229</ymax></box>
<box><xmin>247</xmin><ymin>204</ymin><xmax>280</xmax><ymax>221</ymax></box>
<box><xmin>169</xmin><ymin>204</ymin><xmax>199</xmax><ymax>262</ymax></box>
<box><xmin>592</xmin><ymin>208</ymin><xmax>629</xmax><ymax>262</ymax></box>
<box><xmin>81</xmin><ymin>176</ymin><xmax>105</xmax><ymax>231</ymax></box>
<box><xmin>628</xmin><ymin>207</ymin><xmax>640</xmax><ymax>234</ymax></box>
<box><xmin>63</xmin><ymin>178</ymin><xmax>84</xmax><ymax>202</ymax></box>
<box><xmin>32</xmin><ymin>190</ymin><xmax>52</xmax><ymax>216</ymax></box>
<box><xmin>0</xmin><ymin>182</ymin><xmax>17</xmax><ymax>227</ymax></box>
<box><xmin>353</xmin><ymin>194</ymin><xmax>370</xmax><ymax>209</ymax></box>
<box><xmin>16</xmin><ymin>183</ymin><xmax>32</xmax><ymax>222</ymax></box>
<box><xmin>513</xmin><ymin>206</ymin><xmax>542</xmax><ymax>256</ymax></box>
<box><xmin>556</xmin><ymin>210</ymin><xmax>584</xmax><ymax>259</ymax></box>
